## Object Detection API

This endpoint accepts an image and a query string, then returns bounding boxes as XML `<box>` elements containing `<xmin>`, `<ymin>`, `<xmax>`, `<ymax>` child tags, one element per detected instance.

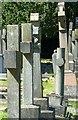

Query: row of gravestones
<box><xmin>3</xmin><ymin>13</ymin><xmax>55</xmax><ymax>119</ymax></box>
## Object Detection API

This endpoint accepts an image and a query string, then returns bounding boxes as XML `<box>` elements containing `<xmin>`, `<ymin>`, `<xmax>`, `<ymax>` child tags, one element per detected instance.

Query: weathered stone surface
<box><xmin>4</xmin><ymin>51</ymin><xmax>21</xmax><ymax>68</ymax></box>
<box><xmin>33</xmin><ymin>53</ymin><xmax>42</xmax><ymax>98</ymax></box>
<box><xmin>21</xmin><ymin>105</ymin><xmax>40</xmax><ymax>119</ymax></box>
<box><xmin>0</xmin><ymin>54</ymin><xmax>3</xmax><ymax>73</ymax></box>
<box><xmin>75</xmin><ymin>29</ymin><xmax>78</xmax><ymax>40</ymax></box>
<box><xmin>58</xmin><ymin>2</ymin><xmax>69</xmax><ymax>70</ymax></box>
<box><xmin>34</xmin><ymin>97</ymin><xmax>49</xmax><ymax>110</ymax></box>
<box><xmin>56</xmin><ymin>48</ymin><xmax>65</xmax><ymax>96</ymax></box>
<box><xmin>7</xmin><ymin>25</ymin><xmax>19</xmax><ymax>51</ymax></box>
<box><xmin>40</xmin><ymin>110</ymin><xmax>55</xmax><ymax>119</ymax></box>
<box><xmin>6</xmin><ymin>25</ymin><xmax>21</xmax><ymax>119</ymax></box>
<box><xmin>47</xmin><ymin>93</ymin><xmax>63</xmax><ymax>106</ymax></box>
<box><xmin>20</xmin><ymin>42</ymin><xmax>33</xmax><ymax>53</ymax></box>
<box><xmin>21</xmin><ymin>23</ymin><xmax>32</xmax><ymax>42</ymax></box>
<box><xmin>56</xmin><ymin>58</ymin><xmax>64</xmax><ymax>67</ymax></box>
<box><xmin>22</xmin><ymin>54</ymin><xmax>33</xmax><ymax>105</ymax></box>
<box><xmin>7</xmin><ymin>69</ymin><xmax>21</xmax><ymax>118</ymax></box>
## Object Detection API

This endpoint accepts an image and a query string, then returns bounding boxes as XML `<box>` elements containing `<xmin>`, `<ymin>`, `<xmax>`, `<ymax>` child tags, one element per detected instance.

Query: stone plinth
<box><xmin>40</xmin><ymin>110</ymin><xmax>55</xmax><ymax>120</ymax></box>
<box><xmin>21</xmin><ymin>105</ymin><xmax>40</xmax><ymax>119</ymax></box>
<box><xmin>47</xmin><ymin>93</ymin><xmax>63</xmax><ymax>107</ymax></box>
<box><xmin>34</xmin><ymin>97</ymin><xmax>49</xmax><ymax>110</ymax></box>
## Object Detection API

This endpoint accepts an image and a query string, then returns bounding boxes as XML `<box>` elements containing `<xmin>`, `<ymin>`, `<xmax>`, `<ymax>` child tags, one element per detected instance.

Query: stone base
<box><xmin>21</xmin><ymin>105</ymin><xmax>40</xmax><ymax>119</ymax></box>
<box><xmin>34</xmin><ymin>97</ymin><xmax>49</xmax><ymax>110</ymax></box>
<box><xmin>40</xmin><ymin>110</ymin><xmax>55</xmax><ymax>120</ymax></box>
<box><xmin>46</xmin><ymin>93</ymin><xmax>67</xmax><ymax>117</ymax></box>
<box><xmin>47</xmin><ymin>93</ymin><xmax>63</xmax><ymax>106</ymax></box>
<box><xmin>54</xmin><ymin>105</ymin><xmax>67</xmax><ymax>117</ymax></box>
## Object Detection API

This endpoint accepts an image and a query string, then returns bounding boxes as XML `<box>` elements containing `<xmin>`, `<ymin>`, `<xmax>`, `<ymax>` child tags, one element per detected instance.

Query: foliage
<box><xmin>2</xmin><ymin>2</ymin><xmax>58</xmax><ymax>39</ymax></box>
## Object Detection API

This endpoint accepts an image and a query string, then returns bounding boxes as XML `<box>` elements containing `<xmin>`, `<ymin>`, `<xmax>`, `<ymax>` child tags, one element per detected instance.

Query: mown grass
<box><xmin>0</xmin><ymin>80</ymin><xmax>7</xmax><ymax>85</ymax></box>
<box><xmin>0</xmin><ymin>111</ymin><xmax>7</xmax><ymax>120</ymax></box>
<box><xmin>43</xmin><ymin>79</ymin><xmax>55</xmax><ymax>96</ymax></box>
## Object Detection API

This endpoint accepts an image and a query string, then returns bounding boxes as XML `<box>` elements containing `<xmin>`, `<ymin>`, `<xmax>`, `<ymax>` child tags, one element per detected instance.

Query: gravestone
<box><xmin>30</xmin><ymin>13</ymin><xmax>55</xmax><ymax>119</ymax></box>
<box><xmin>58</xmin><ymin>2</ymin><xmax>69</xmax><ymax>70</ymax></box>
<box><xmin>20</xmin><ymin>23</ymin><xmax>40</xmax><ymax>119</ymax></box>
<box><xmin>30</xmin><ymin>13</ymin><xmax>48</xmax><ymax>109</ymax></box>
<box><xmin>4</xmin><ymin>25</ymin><xmax>21</xmax><ymax>119</ymax></box>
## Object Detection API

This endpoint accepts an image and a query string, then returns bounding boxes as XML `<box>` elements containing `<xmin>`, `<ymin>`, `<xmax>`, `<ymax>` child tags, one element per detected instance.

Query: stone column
<box><xmin>20</xmin><ymin>23</ymin><xmax>40</xmax><ymax>119</ymax></box>
<box><xmin>55</xmin><ymin>48</ymin><xmax>65</xmax><ymax>96</ymax></box>
<box><xmin>4</xmin><ymin>25</ymin><xmax>21</xmax><ymax>119</ymax></box>
<box><xmin>58</xmin><ymin>2</ymin><xmax>69</xmax><ymax>70</ymax></box>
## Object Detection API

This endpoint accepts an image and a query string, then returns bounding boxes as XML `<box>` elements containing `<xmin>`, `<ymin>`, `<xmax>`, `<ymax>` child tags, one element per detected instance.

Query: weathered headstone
<box><xmin>58</xmin><ymin>2</ymin><xmax>69</xmax><ymax>70</ymax></box>
<box><xmin>20</xmin><ymin>23</ymin><xmax>40</xmax><ymax>119</ymax></box>
<box><xmin>4</xmin><ymin>25</ymin><xmax>21</xmax><ymax>119</ymax></box>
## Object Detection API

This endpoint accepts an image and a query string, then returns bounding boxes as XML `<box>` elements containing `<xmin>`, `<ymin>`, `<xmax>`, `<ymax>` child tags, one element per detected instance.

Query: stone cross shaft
<box><xmin>20</xmin><ymin>23</ymin><xmax>33</xmax><ymax>105</ymax></box>
<box><xmin>30</xmin><ymin>13</ymin><xmax>42</xmax><ymax>98</ymax></box>
<box><xmin>58</xmin><ymin>2</ymin><xmax>69</xmax><ymax>70</ymax></box>
<box><xmin>4</xmin><ymin>25</ymin><xmax>21</xmax><ymax>119</ymax></box>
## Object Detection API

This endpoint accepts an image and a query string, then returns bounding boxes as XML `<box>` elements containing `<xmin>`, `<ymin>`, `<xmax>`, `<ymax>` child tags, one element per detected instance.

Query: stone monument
<box><xmin>58</xmin><ymin>2</ymin><xmax>69</xmax><ymax>71</ymax></box>
<box><xmin>30</xmin><ymin>13</ymin><xmax>55</xmax><ymax>119</ymax></box>
<box><xmin>4</xmin><ymin>25</ymin><xmax>21</xmax><ymax>119</ymax></box>
<box><xmin>20</xmin><ymin>23</ymin><xmax>40</xmax><ymax>119</ymax></box>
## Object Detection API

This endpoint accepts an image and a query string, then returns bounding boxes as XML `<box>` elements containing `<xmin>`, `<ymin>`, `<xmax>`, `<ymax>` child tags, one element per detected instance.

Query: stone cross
<box><xmin>20</xmin><ymin>23</ymin><xmax>40</xmax><ymax>119</ymax></box>
<box><xmin>55</xmin><ymin>48</ymin><xmax>65</xmax><ymax>96</ymax></box>
<box><xmin>58</xmin><ymin>2</ymin><xmax>69</xmax><ymax>70</ymax></box>
<box><xmin>4</xmin><ymin>25</ymin><xmax>21</xmax><ymax>119</ymax></box>
<box><xmin>20</xmin><ymin>23</ymin><xmax>33</xmax><ymax>105</ymax></box>
<box><xmin>30</xmin><ymin>13</ymin><xmax>42</xmax><ymax>98</ymax></box>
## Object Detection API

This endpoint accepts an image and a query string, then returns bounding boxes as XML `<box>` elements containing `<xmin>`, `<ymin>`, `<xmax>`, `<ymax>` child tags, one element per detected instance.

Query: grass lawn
<box><xmin>0</xmin><ymin>80</ymin><xmax>7</xmax><ymax>85</ymax></box>
<box><xmin>0</xmin><ymin>111</ymin><xmax>7</xmax><ymax>120</ymax></box>
<box><xmin>43</xmin><ymin>79</ymin><xmax>55</xmax><ymax>96</ymax></box>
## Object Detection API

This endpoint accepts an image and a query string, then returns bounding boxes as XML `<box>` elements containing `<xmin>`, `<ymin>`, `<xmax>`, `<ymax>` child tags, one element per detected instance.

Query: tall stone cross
<box><xmin>30</xmin><ymin>13</ymin><xmax>42</xmax><ymax>98</ymax></box>
<box><xmin>58</xmin><ymin>2</ymin><xmax>69</xmax><ymax>70</ymax></box>
<box><xmin>4</xmin><ymin>25</ymin><xmax>21</xmax><ymax>119</ymax></box>
<box><xmin>20</xmin><ymin>23</ymin><xmax>33</xmax><ymax>105</ymax></box>
<box><xmin>20</xmin><ymin>23</ymin><xmax>40</xmax><ymax>119</ymax></box>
